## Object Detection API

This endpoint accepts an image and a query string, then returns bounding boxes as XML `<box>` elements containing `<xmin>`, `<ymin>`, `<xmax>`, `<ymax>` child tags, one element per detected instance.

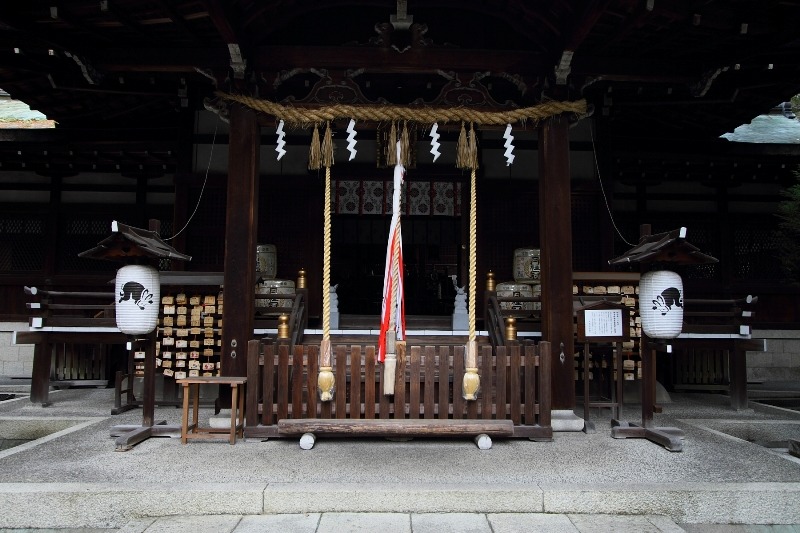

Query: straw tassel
<box><xmin>456</xmin><ymin>122</ymin><xmax>469</xmax><ymax>169</ymax></box>
<box><xmin>399</xmin><ymin>121</ymin><xmax>410</xmax><ymax>166</ymax></box>
<box><xmin>321</xmin><ymin>121</ymin><xmax>334</xmax><ymax>168</ymax></box>
<box><xmin>468</xmin><ymin>122</ymin><xmax>479</xmax><ymax>170</ymax></box>
<box><xmin>308</xmin><ymin>124</ymin><xmax>321</xmax><ymax>170</ymax></box>
<box><xmin>386</xmin><ymin>122</ymin><xmax>397</xmax><ymax>166</ymax></box>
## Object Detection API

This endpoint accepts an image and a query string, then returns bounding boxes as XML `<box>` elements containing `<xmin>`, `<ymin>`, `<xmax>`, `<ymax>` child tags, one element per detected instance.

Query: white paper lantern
<box><xmin>639</xmin><ymin>270</ymin><xmax>683</xmax><ymax>339</ymax></box>
<box><xmin>115</xmin><ymin>264</ymin><xmax>160</xmax><ymax>335</ymax></box>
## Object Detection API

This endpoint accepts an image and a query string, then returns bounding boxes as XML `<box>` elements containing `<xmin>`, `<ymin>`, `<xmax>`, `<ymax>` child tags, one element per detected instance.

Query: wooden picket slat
<box><xmin>424</xmin><ymin>347</ymin><xmax>435</xmax><ymax>419</ymax></box>
<box><xmin>451</xmin><ymin>345</ymin><xmax>464</xmax><ymax>419</ymax></box>
<box><xmin>437</xmin><ymin>348</ymin><xmax>449</xmax><ymax>419</ymax></box>
<box><xmin>524</xmin><ymin>345</ymin><xmax>536</xmax><ymax>425</ymax></box>
<box><xmin>350</xmin><ymin>346</ymin><xmax>361</xmax><ymax>419</ymax></box>
<box><xmin>510</xmin><ymin>345</ymin><xmax>521</xmax><ymax>425</ymax></box>
<box><xmin>292</xmin><ymin>345</ymin><xmax>303</xmax><ymax>418</ymax></box>
<box><xmin>496</xmin><ymin>347</ymin><xmax>507</xmax><ymax>419</ymax></box>
<box><xmin>409</xmin><ymin>346</ymin><xmax>420</xmax><ymax>419</ymax></box>
<box><xmin>379</xmin><ymin>359</ymin><xmax>390</xmax><ymax>419</ymax></box>
<box><xmin>336</xmin><ymin>347</ymin><xmax>347</xmax><ymax>419</ymax></box>
<box><xmin>481</xmin><ymin>345</ymin><xmax>493</xmax><ymax>420</ymax></box>
<box><xmin>276</xmin><ymin>345</ymin><xmax>289</xmax><ymax>422</ymax></box>
<box><xmin>364</xmin><ymin>346</ymin><xmax>376</xmax><ymax>419</ymax></box>
<box><xmin>306</xmin><ymin>345</ymin><xmax>318</xmax><ymax>418</ymax></box>
<box><xmin>393</xmin><ymin>342</ymin><xmax>406</xmax><ymax>418</ymax></box>
<box><xmin>261</xmin><ymin>344</ymin><xmax>274</xmax><ymax>425</ymax></box>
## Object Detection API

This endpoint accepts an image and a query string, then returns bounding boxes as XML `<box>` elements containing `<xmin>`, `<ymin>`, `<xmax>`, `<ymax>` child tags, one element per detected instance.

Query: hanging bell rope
<box><xmin>318</xmin><ymin>128</ymin><xmax>335</xmax><ymax>401</ymax></box>
<box><xmin>216</xmin><ymin>92</ymin><xmax>587</xmax><ymax>127</ymax></box>
<box><xmin>462</xmin><ymin>164</ymin><xmax>480</xmax><ymax>400</ymax></box>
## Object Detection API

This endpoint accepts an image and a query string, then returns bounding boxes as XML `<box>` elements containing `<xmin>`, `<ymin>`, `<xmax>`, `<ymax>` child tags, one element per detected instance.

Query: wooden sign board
<box><xmin>576</xmin><ymin>300</ymin><xmax>630</xmax><ymax>343</ymax></box>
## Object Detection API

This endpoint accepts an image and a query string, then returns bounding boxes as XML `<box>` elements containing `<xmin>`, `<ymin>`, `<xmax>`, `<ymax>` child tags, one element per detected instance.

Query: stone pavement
<box><xmin>4</xmin><ymin>512</ymin><xmax>800</xmax><ymax>532</ymax></box>
<box><xmin>1</xmin><ymin>379</ymin><xmax>799</xmax><ymax>531</ymax></box>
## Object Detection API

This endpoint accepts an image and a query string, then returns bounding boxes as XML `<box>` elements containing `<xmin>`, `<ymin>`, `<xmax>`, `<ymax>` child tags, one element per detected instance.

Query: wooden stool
<box><xmin>177</xmin><ymin>376</ymin><xmax>246</xmax><ymax>445</ymax></box>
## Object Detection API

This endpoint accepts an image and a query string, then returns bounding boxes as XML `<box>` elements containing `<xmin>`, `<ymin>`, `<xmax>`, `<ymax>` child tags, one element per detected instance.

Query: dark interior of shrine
<box><xmin>0</xmin><ymin>1</ymin><xmax>799</xmax><ymax>327</ymax></box>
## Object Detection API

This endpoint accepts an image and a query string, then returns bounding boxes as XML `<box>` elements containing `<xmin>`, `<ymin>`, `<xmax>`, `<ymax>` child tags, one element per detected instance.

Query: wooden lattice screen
<box><xmin>0</xmin><ymin>213</ymin><xmax>47</xmax><ymax>272</ymax></box>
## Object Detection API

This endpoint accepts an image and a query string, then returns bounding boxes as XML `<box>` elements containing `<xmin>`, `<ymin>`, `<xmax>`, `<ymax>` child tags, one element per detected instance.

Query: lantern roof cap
<box><xmin>78</xmin><ymin>220</ymin><xmax>192</xmax><ymax>262</ymax></box>
<box><xmin>608</xmin><ymin>227</ymin><xmax>717</xmax><ymax>266</ymax></box>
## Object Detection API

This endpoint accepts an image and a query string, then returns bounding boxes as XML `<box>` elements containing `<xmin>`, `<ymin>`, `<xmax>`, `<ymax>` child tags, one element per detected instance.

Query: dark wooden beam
<box><xmin>88</xmin><ymin>43</ymin><xmax>542</xmax><ymax>75</ymax></box>
<box><xmin>220</xmin><ymin>104</ymin><xmax>259</xmax><ymax>380</ymax></box>
<box><xmin>153</xmin><ymin>0</ymin><xmax>204</xmax><ymax>44</ymax></box>
<box><xmin>563</xmin><ymin>0</ymin><xmax>615</xmax><ymax>51</ymax></box>
<box><xmin>538</xmin><ymin>114</ymin><xmax>575</xmax><ymax>411</ymax></box>
<box><xmin>201</xmin><ymin>0</ymin><xmax>245</xmax><ymax>44</ymax></box>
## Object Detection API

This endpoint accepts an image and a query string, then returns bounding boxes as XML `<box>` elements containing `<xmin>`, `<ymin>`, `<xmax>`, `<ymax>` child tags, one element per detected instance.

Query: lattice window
<box><xmin>0</xmin><ymin>214</ymin><xmax>46</xmax><ymax>272</ymax></box>
<box><xmin>732</xmin><ymin>218</ymin><xmax>782</xmax><ymax>281</ymax></box>
<box><xmin>57</xmin><ymin>216</ymin><xmax>117</xmax><ymax>273</ymax></box>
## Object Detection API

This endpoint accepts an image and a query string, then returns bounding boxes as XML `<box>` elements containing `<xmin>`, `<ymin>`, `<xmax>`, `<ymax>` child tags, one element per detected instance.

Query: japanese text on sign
<box><xmin>584</xmin><ymin>309</ymin><xmax>624</xmax><ymax>338</ymax></box>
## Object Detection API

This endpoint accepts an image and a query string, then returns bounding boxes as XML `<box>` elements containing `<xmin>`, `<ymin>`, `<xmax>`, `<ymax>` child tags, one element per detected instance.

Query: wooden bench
<box><xmin>667</xmin><ymin>295</ymin><xmax>765</xmax><ymax>409</ymax></box>
<box><xmin>14</xmin><ymin>286</ymin><xmax>127</xmax><ymax>406</ymax></box>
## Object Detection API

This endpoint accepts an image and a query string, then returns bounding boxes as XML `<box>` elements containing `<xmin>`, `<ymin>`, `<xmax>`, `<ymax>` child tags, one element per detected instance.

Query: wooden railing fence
<box><xmin>245</xmin><ymin>340</ymin><xmax>552</xmax><ymax>440</ymax></box>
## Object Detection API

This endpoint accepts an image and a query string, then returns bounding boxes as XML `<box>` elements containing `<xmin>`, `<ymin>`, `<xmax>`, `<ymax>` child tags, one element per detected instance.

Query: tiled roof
<box><xmin>721</xmin><ymin>114</ymin><xmax>800</xmax><ymax>144</ymax></box>
<box><xmin>78</xmin><ymin>221</ymin><xmax>192</xmax><ymax>262</ymax></box>
<box><xmin>608</xmin><ymin>227</ymin><xmax>718</xmax><ymax>266</ymax></box>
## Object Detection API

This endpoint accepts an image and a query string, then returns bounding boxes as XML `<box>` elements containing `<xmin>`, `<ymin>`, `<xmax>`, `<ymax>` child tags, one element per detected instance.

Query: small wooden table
<box><xmin>177</xmin><ymin>376</ymin><xmax>247</xmax><ymax>445</ymax></box>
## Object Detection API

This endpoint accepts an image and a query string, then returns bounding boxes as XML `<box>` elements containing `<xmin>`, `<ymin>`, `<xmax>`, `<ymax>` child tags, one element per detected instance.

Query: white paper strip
<box><xmin>429</xmin><ymin>122</ymin><xmax>441</xmax><ymax>162</ymax></box>
<box><xmin>346</xmin><ymin>118</ymin><xmax>357</xmax><ymax>161</ymax></box>
<box><xmin>275</xmin><ymin>119</ymin><xmax>286</xmax><ymax>160</ymax></box>
<box><xmin>503</xmin><ymin>123</ymin><xmax>515</xmax><ymax>166</ymax></box>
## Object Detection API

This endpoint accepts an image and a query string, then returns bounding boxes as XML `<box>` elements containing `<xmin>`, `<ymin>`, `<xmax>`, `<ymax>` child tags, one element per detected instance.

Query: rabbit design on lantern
<box><xmin>118</xmin><ymin>281</ymin><xmax>156</xmax><ymax>310</ymax></box>
<box><xmin>652</xmin><ymin>287</ymin><xmax>683</xmax><ymax>316</ymax></box>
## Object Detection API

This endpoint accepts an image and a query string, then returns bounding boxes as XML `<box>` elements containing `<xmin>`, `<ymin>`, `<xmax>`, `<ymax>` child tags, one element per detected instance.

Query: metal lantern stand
<box><xmin>78</xmin><ymin>219</ymin><xmax>191</xmax><ymax>451</ymax></box>
<box><xmin>607</xmin><ymin>224</ymin><xmax>718</xmax><ymax>452</ymax></box>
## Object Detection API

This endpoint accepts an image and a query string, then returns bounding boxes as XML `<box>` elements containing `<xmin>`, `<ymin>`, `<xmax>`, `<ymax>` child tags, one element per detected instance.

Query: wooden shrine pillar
<box><xmin>538</xmin><ymin>115</ymin><xmax>575</xmax><ymax>410</ymax></box>
<box><xmin>221</xmin><ymin>105</ymin><xmax>260</xmax><ymax>379</ymax></box>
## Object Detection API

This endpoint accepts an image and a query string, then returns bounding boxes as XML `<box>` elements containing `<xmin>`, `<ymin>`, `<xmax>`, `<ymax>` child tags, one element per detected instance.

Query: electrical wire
<box><xmin>589</xmin><ymin>123</ymin><xmax>635</xmax><ymax>247</ymax></box>
<box><xmin>164</xmin><ymin>117</ymin><xmax>219</xmax><ymax>241</ymax></box>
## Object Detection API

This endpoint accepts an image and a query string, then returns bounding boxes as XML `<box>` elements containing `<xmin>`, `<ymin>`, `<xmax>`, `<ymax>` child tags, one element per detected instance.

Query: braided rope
<box><xmin>216</xmin><ymin>92</ymin><xmax>587</xmax><ymax>126</ymax></box>
<box><xmin>469</xmin><ymin>167</ymin><xmax>477</xmax><ymax>342</ymax></box>
<box><xmin>322</xmin><ymin>165</ymin><xmax>331</xmax><ymax>340</ymax></box>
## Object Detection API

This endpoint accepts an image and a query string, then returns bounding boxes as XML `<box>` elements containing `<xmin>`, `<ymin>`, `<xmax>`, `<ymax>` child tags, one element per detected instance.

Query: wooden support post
<box><xmin>141</xmin><ymin>333</ymin><xmax>156</xmax><ymax>427</ymax></box>
<box><xmin>538</xmin><ymin>115</ymin><xmax>575</xmax><ymax>410</ymax></box>
<box><xmin>730</xmin><ymin>346</ymin><xmax>748</xmax><ymax>410</ymax></box>
<box><xmin>30</xmin><ymin>341</ymin><xmax>52</xmax><ymax>406</ymax></box>
<box><xmin>221</xmin><ymin>104</ymin><xmax>260</xmax><ymax>383</ymax></box>
<box><xmin>640</xmin><ymin>336</ymin><xmax>656</xmax><ymax>428</ymax></box>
